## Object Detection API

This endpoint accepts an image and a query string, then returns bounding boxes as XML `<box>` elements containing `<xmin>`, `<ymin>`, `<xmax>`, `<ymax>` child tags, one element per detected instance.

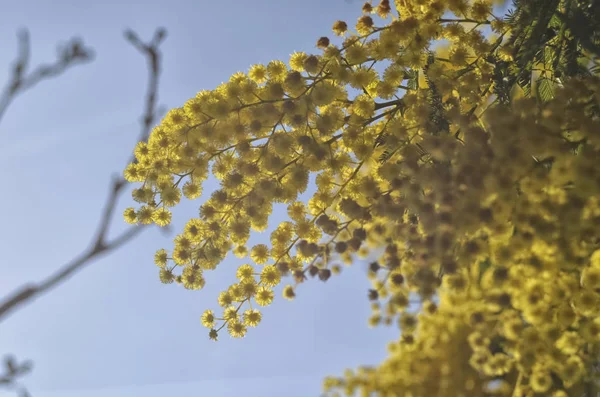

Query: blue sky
<box><xmin>0</xmin><ymin>1</ymin><xmax>399</xmax><ymax>396</ymax></box>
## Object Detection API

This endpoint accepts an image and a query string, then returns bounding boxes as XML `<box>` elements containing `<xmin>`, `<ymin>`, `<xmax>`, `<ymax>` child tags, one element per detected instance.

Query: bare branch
<box><xmin>0</xmin><ymin>222</ymin><xmax>148</xmax><ymax>320</ymax></box>
<box><xmin>0</xmin><ymin>28</ymin><xmax>167</xmax><ymax>323</ymax></box>
<box><xmin>123</xmin><ymin>27</ymin><xmax>166</xmax><ymax>161</ymax></box>
<box><xmin>0</xmin><ymin>355</ymin><xmax>32</xmax><ymax>397</ymax></box>
<box><xmin>0</xmin><ymin>29</ymin><xmax>94</xmax><ymax>125</ymax></box>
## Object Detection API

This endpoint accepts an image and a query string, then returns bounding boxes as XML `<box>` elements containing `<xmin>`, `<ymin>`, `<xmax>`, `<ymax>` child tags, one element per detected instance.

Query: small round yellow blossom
<box><xmin>332</xmin><ymin>20</ymin><xmax>348</xmax><ymax>36</ymax></box>
<box><xmin>233</xmin><ymin>245</ymin><xmax>248</xmax><ymax>258</ymax></box>
<box><xmin>243</xmin><ymin>309</ymin><xmax>262</xmax><ymax>327</ymax></box>
<box><xmin>248</xmin><ymin>64</ymin><xmax>267</xmax><ymax>84</ymax></box>
<box><xmin>123</xmin><ymin>207</ymin><xmax>137</xmax><ymax>224</ymax></box>
<box><xmin>581</xmin><ymin>266</ymin><xmax>600</xmax><ymax>289</ymax></box>
<box><xmin>227</xmin><ymin>320</ymin><xmax>247</xmax><ymax>338</ymax></box>
<box><xmin>152</xmin><ymin>207</ymin><xmax>172</xmax><ymax>227</ymax></box>
<box><xmin>154</xmin><ymin>249</ymin><xmax>168</xmax><ymax>268</ymax></box>
<box><xmin>158</xmin><ymin>269</ymin><xmax>174</xmax><ymax>284</ymax></box>
<box><xmin>530</xmin><ymin>368</ymin><xmax>553</xmax><ymax>393</ymax></box>
<box><xmin>218</xmin><ymin>291</ymin><xmax>233</xmax><ymax>307</ymax></box>
<box><xmin>255</xmin><ymin>286</ymin><xmax>274</xmax><ymax>306</ymax></box>
<box><xmin>250</xmin><ymin>244</ymin><xmax>270</xmax><ymax>265</ymax></box>
<box><xmin>289</xmin><ymin>52</ymin><xmax>308</xmax><ymax>72</ymax></box>
<box><xmin>283</xmin><ymin>285</ymin><xmax>296</xmax><ymax>300</ymax></box>
<box><xmin>137</xmin><ymin>205</ymin><xmax>154</xmax><ymax>225</ymax></box>
<box><xmin>236</xmin><ymin>264</ymin><xmax>254</xmax><ymax>281</ymax></box>
<box><xmin>182</xmin><ymin>181</ymin><xmax>202</xmax><ymax>199</ymax></box>
<box><xmin>201</xmin><ymin>310</ymin><xmax>216</xmax><ymax>328</ymax></box>
<box><xmin>260</xmin><ymin>265</ymin><xmax>281</xmax><ymax>287</ymax></box>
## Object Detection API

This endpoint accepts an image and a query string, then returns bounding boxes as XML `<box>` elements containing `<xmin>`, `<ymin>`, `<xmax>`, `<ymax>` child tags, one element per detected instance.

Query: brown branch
<box><xmin>438</xmin><ymin>18</ymin><xmax>491</xmax><ymax>24</ymax></box>
<box><xmin>0</xmin><ymin>355</ymin><xmax>32</xmax><ymax>396</ymax></box>
<box><xmin>0</xmin><ymin>27</ymin><xmax>167</xmax><ymax>324</ymax></box>
<box><xmin>0</xmin><ymin>29</ymin><xmax>94</xmax><ymax>125</ymax></box>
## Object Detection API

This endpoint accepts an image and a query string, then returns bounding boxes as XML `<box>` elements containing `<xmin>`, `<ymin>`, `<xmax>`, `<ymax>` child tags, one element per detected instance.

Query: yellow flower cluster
<box><xmin>124</xmin><ymin>0</ymin><xmax>600</xmax><ymax>394</ymax></box>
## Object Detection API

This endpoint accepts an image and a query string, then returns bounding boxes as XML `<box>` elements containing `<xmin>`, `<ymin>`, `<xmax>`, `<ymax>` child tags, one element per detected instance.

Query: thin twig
<box><xmin>0</xmin><ymin>355</ymin><xmax>32</xmax><ymax>396</ymax></box>
<box><xmin>0</xmin><ymin>29</ymin><xmax>94</xmax><ymax>126</ymax></box>
<box><xmin>0</xmin><ymin>27</ymin><xmax>167</xmax><ymax>323</ymax></box>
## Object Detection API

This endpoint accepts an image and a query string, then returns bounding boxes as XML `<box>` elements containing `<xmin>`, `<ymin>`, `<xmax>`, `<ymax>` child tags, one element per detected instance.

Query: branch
<box><xmin>0</xmin><ymin>27</ymin><xmax>167</xmax><ymax>324</ymax></box>
<box><xmin>0</xmin><ymin>29</ymin><xmax>94</xmax><ymax>126</ymax></box>
<box><xmin>438</xmin><ymin>18</ymin><xmax>491</xmax><ymax>24</ymax></box>
<box><xmin>0</xmin><ymin>355</ymin><xmax>32</xmax><ymax>397</ymax></box>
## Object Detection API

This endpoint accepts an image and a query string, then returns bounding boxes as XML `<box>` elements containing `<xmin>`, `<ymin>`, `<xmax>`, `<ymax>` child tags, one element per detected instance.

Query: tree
<box><xmin>123</xmin><ymin>0</ymin><xmax>600</xmax><ymax>396</ymax></box>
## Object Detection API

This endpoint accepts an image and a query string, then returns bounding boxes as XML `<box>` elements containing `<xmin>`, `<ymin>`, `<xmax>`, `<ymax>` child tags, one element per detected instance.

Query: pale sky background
<box><xmin>0</xmin><ymin>1</ymin><xmax>400</xmax><ymax>396</ymax></box>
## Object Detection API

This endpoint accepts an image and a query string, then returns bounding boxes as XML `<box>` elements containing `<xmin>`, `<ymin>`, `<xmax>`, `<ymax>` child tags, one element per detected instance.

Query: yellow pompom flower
<box><xmin>573</xmin><ymin>289</ymin><xmax>599</xmax><ymax>316</ymax></box>
<box><xmin>559</xmin><ymin>356</ymin><xmax>585</xmax><ymax>387</ymax></box>
<box><xmin>250</xmin><ymin>244</ymin><xmax>270</xmax><ymax>265</ymax></box>
<box><xmin>162</xmin><ymin>107</ymin><xmax>189</xmax><ymax>132</ymax></box>
<box><xmin>223</xmin><ymin>305</ymin><xmax>239</xmax><ymax>322</ymax></box>
<box><xmin>181</xmin><ymin>267</ymin><xmax>205</xmax><ymax>290</ymax></box>
<box><xmin>498</xmin><ymin>45</ymin><xmax>514</xmax><ymax>61</ymax></box>
<box><xmin>310</xmin><ymin>82</ymin><xmax>337</xmax><ymax>106</ymax></box>
<box><xmin>228</xmin><ymin>284</ymin><xmax>244</xmax><ymax>302</ymax></box>
<box><xmin>233</xmin><ymin>245</ymin><xmax>248</xmax><ymax>258</ymax></box>
<box><xmin>260</xmin><ymin>265</ymin><xmax>281</xmax><ymax>287</ymax></box>
<box><xmin>556</xmin><ymin>331</ymin><xmax>582</xmax><ymax>355</ymax></box>
<box><xmin>376</xmin><ymin>81</ymin><xmax>397</xmax><ymax>99</ymax></box>
<box><xmin>332</xmin><ymin>20</ymin><xmax>348</xmax><ymax>36</ymax></box>
<box><xmin>123</xmin><ymin>207</ymin><xmax>137</xmax><ymax>224</ymax></box>
<box><xmin>287</xmin><ymin>201</ymin><xmax>307</xmax><ymax>221</ymax></box>
<box><xmin>530</xmin><ymin>368</ymin><xmax>553</xmax><ymax>393</ymax></box>
<box><xmin>227</xmin><ymin>320</ymin><xmax>247</xmax><ymax>338</ymax></box>
<box><xmin>183</xmin><ymin>97</ymin><xmax>205</xmax><ymax>122</ymax></box>
<box><xmin>470</xmin><ymin>1</ymin><xmax>492</xmax><ymax>21</ymax></box>
<box><xmin>352</xmin><ymin>94</ymin><xmax>375</xmax><ymax>118</ymax></box>
<box><xmin>160</xmin><ymin>186</ymin><xmax>181</xmax><ymax>207</ymax></box>
<box><xmin>581</xmin><ymin>266</ymin><xmax>600</xmax><ymax>289</ymax></box>
<box><xmin>133</xmin><ymin>141</ymin><xmax>150</xmax><ymax>160</ymax></box>
<box><xmin>123</xmin><ymin>163</ymin><xmax>143</xmax><ymax>182</ymax></box>
<box><xmin>137</xmin><ymin>205</ymin><xmax>154</xmax><ymax>225</ymax></box>
<box><xmin>236</xmin><ymin>264</ymin><xmax>255</xmax><ymax>281</ymax></box>
<box><xmin>555</xmin><ymin>304</ymin><xmax>577</xmax><ymax>328</ymax></box>
<box><xmin>154</xmin><ymin>249</ymin><xmax>168</xmax><ymax>268</ymax></box>
<box><xmin>468</xmin><ymin>331</ymin><xmax>490</xmax><ymax>352</ymax></box>
<box><xmin>201</xmin><ymin>310</ymin><xmax>216</xmax><ymax>328</ymax></box>
<box><xmin>283</xmin><ymin>285</ymin><xmax>296</xmax><ymax>300</ymax></box>
<box><xmin>267</xmin><ymin>60</ymin><xmax>288</xmax><ymax>81</ymax></box>
<box><xmin>182</xmin><ymin>181</ymin><xmax>202</xmax><ymax>200</ymax></box>
<box><xmin>152</xmin><ymin>207</ymin><xmax>172</xmax><ymax>227</ymax></box>
<box><xmin>350</xmin><ymin>67</ymin><xmax>378</xmax><ymax>89</ymax></box>
<box><xmin>248</xmin><ymin>64</ymin><xmax>267</xmax><ymax>84</ymax></box>
<box><xmin>368</xmin><ymin>313</ymin><xmax>382</xmax><ymax>328</ymax></box>
<box><xmin>218</xmin><ymin>291</ymin><xmax>233</xmax><ymax>307</ymax></box>
<box><xmin>230</xmin><ymin>218</ymin><xmax>251</xmax><ymax>245</ymax></box>
<box><xmin>243</xmin><ymin>309</ymin><xmax>262</xmax><ymax>327</ymax></box>
<box><xmin>398</xmin><ymin>313</ymin><xmax>418</xmax><ymax>333</ymax></box>
<box><xmin>289</xmin><ymin>52</ymin><xmax>308</xmax><ymax>71</ymax></box>
<box><xmin>240</xmin><ymin>279</ymin><xmax>258</xmax><ymax>298</ymax></box>
<box><xmin>255</xmin><ymin>286</ymin><xmax>274</xmax><ymax>306</ymax></box>
<box><xmin>356</xmin><ymin>15</ymin><xmax>374</xmax><ymax>35</ymax></box>
<box><xmin>159</xmin><ymin>268</ymin><xmax>174</xmax><ymax>284</ymax></box>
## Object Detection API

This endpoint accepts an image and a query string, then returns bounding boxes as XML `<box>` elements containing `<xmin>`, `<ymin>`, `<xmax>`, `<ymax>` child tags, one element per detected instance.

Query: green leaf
<box><xmin>405</xmin><ymin>69</ymin><xmax>418</xmax><ymax>90</ymax></box>
<box><xmin>544</xmin><ymin>45</ymin><xmax>555</xmax><ymax>67</ymax></box>
<box><xmin>536</xmin><ymin>77</ymin><xmax>556</xmax><ymax>102</ymax></box>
